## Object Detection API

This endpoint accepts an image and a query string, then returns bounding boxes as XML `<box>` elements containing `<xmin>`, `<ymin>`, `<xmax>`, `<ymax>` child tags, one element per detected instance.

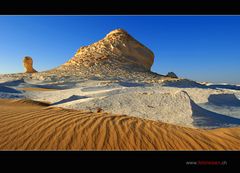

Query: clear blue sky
<box><xmin>0</xmin><ymin>16</ymin><xmax>239</xmax><ymax>84</ymax></box>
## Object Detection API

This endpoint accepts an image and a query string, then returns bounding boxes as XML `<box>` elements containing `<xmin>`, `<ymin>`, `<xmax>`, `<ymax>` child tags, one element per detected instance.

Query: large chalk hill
<box><xmin>61</xmin><ymin>29</ymin><xmax>154</xmax><ymax>71</ymax></box>
<box><xmin>33</xmin><ymin>28</ymin><xmax>161</xmax><ymax>81</ymax></box>
<box><xmin>1</xmin><ymin>29</ymin><xmax>177</xmax><ymax>82</ymax></box>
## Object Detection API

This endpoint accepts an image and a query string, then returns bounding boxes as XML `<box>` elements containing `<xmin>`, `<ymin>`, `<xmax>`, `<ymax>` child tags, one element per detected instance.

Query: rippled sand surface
<box><xmin>0</xmin><ymin>99</ymin><xmax>240</xmax><ymax>150</ymax></box>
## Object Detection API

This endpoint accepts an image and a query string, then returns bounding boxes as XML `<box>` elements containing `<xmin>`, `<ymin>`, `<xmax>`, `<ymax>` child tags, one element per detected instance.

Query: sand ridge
<box><xmin>0</xmin><ymin>99</ymin><xmax>240</xmax><ymax>150</ymax></box>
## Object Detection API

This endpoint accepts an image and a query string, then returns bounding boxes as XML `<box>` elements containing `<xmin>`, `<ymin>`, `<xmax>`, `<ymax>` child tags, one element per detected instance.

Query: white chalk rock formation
<box><xmin>23</xmin><ymin>56</ymin><xmax>37</xmax><ymax>73</ymax></box>
<box><xmin>61</xmin><ymin>29</ymin><xmax>154</xmax><ymax>71</ymax></box>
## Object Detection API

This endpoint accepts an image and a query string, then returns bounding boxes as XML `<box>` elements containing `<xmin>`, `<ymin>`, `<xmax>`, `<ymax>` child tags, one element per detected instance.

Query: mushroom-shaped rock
<box><xmin>23</xmin><ymin>56</ymin><xmax>38</xmax><ymax>73</ymax></box>
<box><xmin>166</xmin><ymin>72</ymin><xmax>178</xmax><ymax>78</ymax></box>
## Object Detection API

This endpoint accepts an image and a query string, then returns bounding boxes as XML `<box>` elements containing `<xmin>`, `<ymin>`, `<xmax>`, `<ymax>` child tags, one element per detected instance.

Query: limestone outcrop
<box><xmin>62</xmin><ymin>29</ymin><xmax>154</xmax><ymax>71</ymax></box>
<box><xmin>8</xmin><ymin>29</ymin><xmax>163</xmax><ymax>82</ymax></box>
<box><xmin>23</xmin><ymin>56</ymin><xmax>38</xmax><ymax>73</ymax></box>
<box><xmin>166</xmin><ymin>72</ymin><xmax>178</xmax><ymax>78</ymax></box>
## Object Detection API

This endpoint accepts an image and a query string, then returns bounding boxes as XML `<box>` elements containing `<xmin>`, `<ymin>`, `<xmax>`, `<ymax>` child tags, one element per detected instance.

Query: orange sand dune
<box><xmin>0</xmin><ymin>99</ymin><xmax>240</xmax><ymax>150</ymax></box>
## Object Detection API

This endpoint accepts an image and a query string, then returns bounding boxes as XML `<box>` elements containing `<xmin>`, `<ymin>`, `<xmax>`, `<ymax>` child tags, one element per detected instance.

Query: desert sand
<box><xmin>0</xmin><ymin>98</ymin><xmax>240</xmax><ymax>150</ymax></box>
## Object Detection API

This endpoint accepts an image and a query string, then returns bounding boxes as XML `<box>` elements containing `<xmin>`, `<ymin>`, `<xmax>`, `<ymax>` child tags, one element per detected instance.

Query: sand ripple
<box><xmin>0</xmin><ymin>99</ymin><xmax>240</xmax><ymax>150</ymax></box>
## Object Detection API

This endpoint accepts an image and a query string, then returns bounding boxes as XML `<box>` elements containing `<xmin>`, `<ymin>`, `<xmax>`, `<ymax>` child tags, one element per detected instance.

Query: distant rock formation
<box><xmin>166</xmin><ymin>72</ymin><xmax>178</xmax><ymax>78</ymax></box>
<box><xmin>4</xmin><ymin>29</ymin><xmax>168</xmax><ymax>83</ymax></box>
<box><xmin>61</xmin><ymin>29</ymin><xmax>154</xmax><ymax>71</ymax></box>
<box><xmin>23</xmin><ymin>56</ymin><xmax>38</xmax><ymax>73</ymax></box>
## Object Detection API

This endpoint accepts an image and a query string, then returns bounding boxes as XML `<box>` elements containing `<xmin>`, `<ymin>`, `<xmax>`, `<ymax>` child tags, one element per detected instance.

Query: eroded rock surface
<box><xmin>62</xmin><ymin>29</ymin><xmax>154</xmax><ymax>71</ymax></box>
<box><xmin>23</xmin><ymin>56</ymin><xmax>37</xmax><ymax>73</ymax></box>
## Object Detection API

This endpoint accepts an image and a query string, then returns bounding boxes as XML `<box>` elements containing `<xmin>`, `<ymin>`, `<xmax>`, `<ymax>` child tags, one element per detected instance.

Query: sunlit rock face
<box><xmin>62</xmin><ymin>29</ymin><xmax>154</xmax><ymax>71</ymax></box>
<box><xmin>23</xmin><ymin>56</ymin><xmax>37</xmax><ymax>73</ymax></box>
<box><xmin>15</xmin><ymin>29</ymin><xmax>160</xmax><ymax>82</ymax></box>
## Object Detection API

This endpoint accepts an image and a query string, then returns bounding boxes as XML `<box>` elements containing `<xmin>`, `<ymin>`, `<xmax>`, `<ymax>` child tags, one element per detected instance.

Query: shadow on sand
<box><xmin>118</xmin><ymin>81</ymin><xmax>148</xmax><ymax>87</ymax></box>
<box><xmin>191</xmin><ymin>100</ymin><xmax>240</xmax><ymax>129</ymax></box>
<box><xmin>36</xmin><ymin>82</ymin><xmax>78</xmax><ymax>90</ymax></box>
<box><xmin>208</xmin><ymin>94</ymin><xmax>240</xmax><ymax>107</ymax></box>
<box><xmin>0</xmin><ymin>79</ymin><xmax>77</xmax><ymax>90</ymax></box>
<box><xmin>208</xmin><ymin>84</ymin><xmax>240</xmax><ymax>90</ymax></box>
<box><xmin>0</xmin><ymin>86</ymin><xmax>22</xmax><ymax>93</ymax></box>
<box><xmin>0</xmin><ymin>79</ymin><xmax>25</xmax><ymax>87</ymax></box>
<box><xmin>51</xmin><ymin>95</ymin><xmax>89</xmax><ymax>105</ymax></box>
<box><xmin>163</xmin><ymin>80</ymin><xmax>240</xmax><ymax>91</ymax></box>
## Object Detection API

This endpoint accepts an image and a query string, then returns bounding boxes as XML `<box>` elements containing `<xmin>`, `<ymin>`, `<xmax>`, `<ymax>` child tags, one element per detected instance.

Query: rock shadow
<box><xmin>208</xmin><ymin>84</ymin><xmax>240</xmax><ymax>91</ymax></box>
<box><xmin>118</xmin><ymin>81</ymin><xmax>147</xmax><ymax>87</ymax></box>
<box><xmin>0</xmin><ymin>79</ymin><xmax>25</xmax><ymax>87</ymax></box>
<box><xmin>51</xmin><ymin>95</ymin><xmax>89</xmax><ymax>105</ymax></box>
<box><xmin>37</xmin><ymin>82</ymin><xmax>77</xmax><ymax>90</ymax></box>
<box><xmin>208</xmin><ymin>94</ymin><xmax>240</xmax><ymax>107</ymax></box>
<box><xmin>191</xmin><ymin>100</ymin><xmax>240</xmax><ymax>129</ymax></box>
<box><xmin>0</xmin><ymin>86</ymin><xmax>22</xmax><ymax>93</ymax></box>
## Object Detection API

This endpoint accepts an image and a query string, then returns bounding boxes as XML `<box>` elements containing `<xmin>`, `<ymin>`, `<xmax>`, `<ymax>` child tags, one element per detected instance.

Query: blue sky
<box><xmin>0</xmin><ymin>16</ymin><xmax>239</xmax><ymax>84</ymax></box>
